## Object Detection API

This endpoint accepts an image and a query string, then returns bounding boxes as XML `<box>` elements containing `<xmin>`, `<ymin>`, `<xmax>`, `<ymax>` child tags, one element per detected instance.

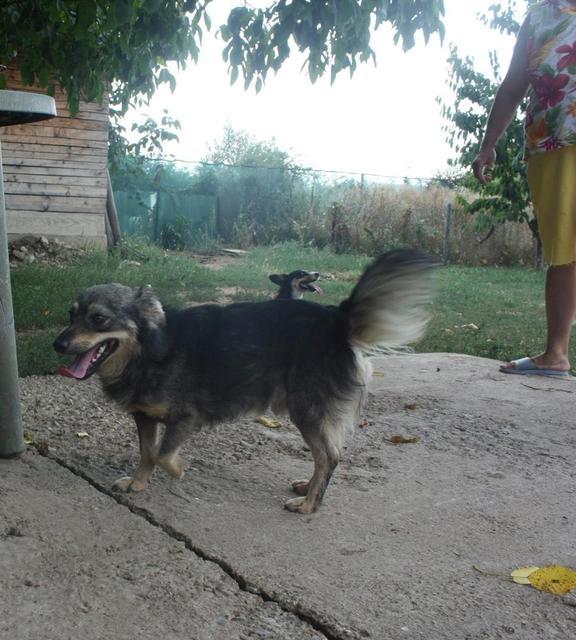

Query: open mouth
<box><xmin>299</xmin><ymin>278</ymin><xmax>322</xmax><ymax>294</ymax></box>
<box><xmin>57</xmin><ymin>339</ymin><xmax>118</xmax><ymax>380</ymax></box>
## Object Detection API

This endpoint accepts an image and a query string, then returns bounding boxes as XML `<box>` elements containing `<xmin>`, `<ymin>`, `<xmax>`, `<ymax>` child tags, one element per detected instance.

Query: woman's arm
<box><xmin>472</xmin><ymin>17</ymin><xmax>531</xmax><ymax>183</ymax></box>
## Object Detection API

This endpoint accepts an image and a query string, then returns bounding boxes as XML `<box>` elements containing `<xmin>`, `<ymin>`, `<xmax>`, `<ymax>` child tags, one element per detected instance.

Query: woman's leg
<box><xmin>504</xmin><ymin>147</ymin><xmax>576</xmax><ymax>373</ymax></box>
<box><xmin>539</xmin><ymin>263</ymin><xmax>576</xmax><ymax>369</ymax></box>
<box><xmin>502</xmin><ymin>262</ymin><xmax>576</xmax><ymax>371</ymax></box>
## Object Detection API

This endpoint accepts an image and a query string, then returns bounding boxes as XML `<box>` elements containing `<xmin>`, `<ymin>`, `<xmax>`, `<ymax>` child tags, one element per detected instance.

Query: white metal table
<box><xmin>0</xmin><ymin>89</ymin><xmax>56</xmax><ymax>457</ymax></box>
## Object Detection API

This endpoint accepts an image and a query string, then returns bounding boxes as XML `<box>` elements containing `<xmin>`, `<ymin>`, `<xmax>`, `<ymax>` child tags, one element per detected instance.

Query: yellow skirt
<box><xmin>527</xmin><ymin>145</ymin><xmax>576</xmax><ymax>266</ymax></box>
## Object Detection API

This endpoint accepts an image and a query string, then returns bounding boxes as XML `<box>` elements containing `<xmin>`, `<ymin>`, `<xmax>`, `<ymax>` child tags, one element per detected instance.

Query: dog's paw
<box><xmin>284</xmin><ymin>496</ymin><xmax>316</xmax><ymax>514</ymax></box>
<box><xmin>112</xmin><ymin>476</ymin><xmax>149</xmax><ymax>493</ymax></box>
<box><xmin>290</xmin><ymin>479</ymin><xmax>309</xmax><ymax>496</ymax></box>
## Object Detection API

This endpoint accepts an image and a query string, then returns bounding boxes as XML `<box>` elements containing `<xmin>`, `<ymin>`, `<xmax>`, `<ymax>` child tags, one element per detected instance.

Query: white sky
<box><xmin>127</xmin><ymin>0</ymin><xmax>525</xmax><ymax>180</ymax></box>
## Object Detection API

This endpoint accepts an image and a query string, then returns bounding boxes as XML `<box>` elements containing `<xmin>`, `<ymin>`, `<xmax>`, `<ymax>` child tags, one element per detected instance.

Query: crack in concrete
<box><xmin>34</xmin><ymin>446</ymin><xmax>365</xmax><ymax>640</ymax></box>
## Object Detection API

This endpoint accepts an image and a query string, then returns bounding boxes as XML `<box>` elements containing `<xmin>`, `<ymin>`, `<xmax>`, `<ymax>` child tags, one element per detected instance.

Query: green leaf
<box><xmin>113</xmin><ymin>0</ymin><xmax>134</xmax><ymax>25</ymax></box>
<box><xmin>74</xmin><ymin>0</ymin><xmax>97</xmax><ymax>36</ymax></box>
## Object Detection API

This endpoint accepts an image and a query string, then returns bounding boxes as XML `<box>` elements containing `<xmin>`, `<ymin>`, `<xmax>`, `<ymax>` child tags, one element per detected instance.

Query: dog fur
<box><xmin>53</xmin><ymin>249</ymin><xmax>435</xmax><ymax>513</ymax></box>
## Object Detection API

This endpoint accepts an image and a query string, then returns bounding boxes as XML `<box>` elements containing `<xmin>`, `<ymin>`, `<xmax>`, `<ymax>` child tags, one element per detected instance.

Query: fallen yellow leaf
<box><xmin>76</xmin><ymin>432</ymin><xmax>90</xmax><ymax>439</ymax></box>
<box><xmin>511</xmin><ymin>566</ymin><xmax>540</xmax><ymax>585</ymax></box>
<box><xmin>256</xmin><ymin>416</ymin><xmax>281</xmax><ymax>429</ymax></box>
<box><xmin>528</xmin><ymin>566</ymin><xmax>576</xmax><ymax>595</ymax></box>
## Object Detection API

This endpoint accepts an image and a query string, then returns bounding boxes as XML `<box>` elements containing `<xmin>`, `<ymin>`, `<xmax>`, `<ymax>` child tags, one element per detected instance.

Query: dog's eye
<box><xmin>91</xmin><ymin>314</ymin><xmax>108</xmax><ymax>327</ymax></box>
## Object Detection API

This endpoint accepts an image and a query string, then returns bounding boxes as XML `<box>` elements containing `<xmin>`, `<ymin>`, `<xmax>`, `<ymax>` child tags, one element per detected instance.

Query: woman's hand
<box><xmin>472</xmin><ymin>147</ymin><xmax>496</xmax><ymax>184</ymax></box>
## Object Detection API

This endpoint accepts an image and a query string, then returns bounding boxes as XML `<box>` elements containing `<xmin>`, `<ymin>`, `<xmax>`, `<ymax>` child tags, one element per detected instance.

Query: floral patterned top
<box><xmin>524</xmin><ymin>0</ymin><xmax>576</xmax><ymax>158</ymax></box>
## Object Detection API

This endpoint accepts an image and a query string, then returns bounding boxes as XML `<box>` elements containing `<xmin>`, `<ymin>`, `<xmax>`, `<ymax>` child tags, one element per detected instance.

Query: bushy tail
<box><xmin>340</xmin><ymin>249</ymin><xmax>437</xmax><ymax>352</ymax></box>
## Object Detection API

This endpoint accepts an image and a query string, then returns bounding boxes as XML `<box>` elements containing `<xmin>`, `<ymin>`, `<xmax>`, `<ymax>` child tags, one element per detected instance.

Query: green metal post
<box><xmin>0</xmin><ymin>140</ymin><xmax>24</xmax><ymax>457</ymax></box>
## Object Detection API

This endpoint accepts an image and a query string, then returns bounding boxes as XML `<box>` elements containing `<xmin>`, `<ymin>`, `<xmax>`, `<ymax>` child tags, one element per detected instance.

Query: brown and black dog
<box><xmin>54</xmin><ymin>250</ymin><xmax>435</xmax><ymax>513</ymax></box>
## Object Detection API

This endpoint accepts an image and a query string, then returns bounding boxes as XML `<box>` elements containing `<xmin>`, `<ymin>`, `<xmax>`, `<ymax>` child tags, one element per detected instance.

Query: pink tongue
<box><xmin>311</xmin><ymin>284</ymin><xmax>323</xmax><ymax>294</ymax></box>
<box><xmin>57</xmin><ymin>345</ymin><xmax>100</xmax><ymax>379</ymax></box>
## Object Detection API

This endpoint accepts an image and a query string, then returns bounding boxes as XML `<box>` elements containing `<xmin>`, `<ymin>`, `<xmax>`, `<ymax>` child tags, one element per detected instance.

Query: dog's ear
<box><xmin>132</xmin><ymin>285</ymin><xmax>165</xmax><ymax>330</ymax></box>
<box><xmin>269</xmin><ymin>274</ymin><xmax>287</xmax><ymax>286</ymax></box>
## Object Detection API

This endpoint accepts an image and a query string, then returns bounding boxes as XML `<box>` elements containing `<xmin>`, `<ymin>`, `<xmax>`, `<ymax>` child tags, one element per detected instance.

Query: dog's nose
<box><xmin>53</xmin><ymin>335</ymin><xmax>69</xmax><ymax>354</ymax></box>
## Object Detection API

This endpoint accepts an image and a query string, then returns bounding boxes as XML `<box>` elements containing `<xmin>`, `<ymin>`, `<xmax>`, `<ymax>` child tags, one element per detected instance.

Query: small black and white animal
<box><xmin>53</xmin><ymin>249</ymin><xmax>435</xmax><ymax>514</ymax></box>
<box><xmin>269</xmin><ymin>269</ymin><xmax>322</xmax><ymax>300</ymax></box>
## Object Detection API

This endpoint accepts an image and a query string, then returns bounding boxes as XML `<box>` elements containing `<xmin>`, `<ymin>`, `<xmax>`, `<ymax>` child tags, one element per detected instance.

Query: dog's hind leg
<box><xmin>285</xmin><ymin>417</ymin><xmax>346</xmax><ymax>514</ymax></box>
<box><xmin>113</xmin><ymin>412</ymin><xmax>159</xmax><ymax>492</ymax></box>
<box><xmin>156</xmin><ymin>421</ymin><xmax>194</xmax><ymax>480</ymax></box>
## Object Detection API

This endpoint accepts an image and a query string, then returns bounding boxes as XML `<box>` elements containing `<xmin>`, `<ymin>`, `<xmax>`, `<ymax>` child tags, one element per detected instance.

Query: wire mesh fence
<box><xmin>112</xmin><ymin>160</ymin><xmax>537</xmax><ymax>265</ymax></box>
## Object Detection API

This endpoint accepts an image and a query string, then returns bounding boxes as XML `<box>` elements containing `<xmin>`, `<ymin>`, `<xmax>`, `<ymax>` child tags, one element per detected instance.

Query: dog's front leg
<box><xmin>113</xmin><ymin>412</ymin><xmax>159</xmax><ymax>492</ymax></box>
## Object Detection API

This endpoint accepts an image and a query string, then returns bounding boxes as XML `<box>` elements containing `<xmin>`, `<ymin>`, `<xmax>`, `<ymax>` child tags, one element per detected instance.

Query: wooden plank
<box><xmin>5</xmin><ymin>194</ymin><xmax>106</xmax><ymax>214</ymax></box>
<box><xmin>2</xmin><ymin>114</ymin><xmax>108</xmax><ymax>131</ymax></box>
<box><xmin>2</xmin><ymin>148</ymin><xmax>106</xmax><ymax>162</ymax></box>
<box><xmin>4</xmin><ymin>169</ymin><xmax>106</xmax><ymax>182</ymax></box>
<box><xmin>2</xmin><ymin>142</ymin><xmax>108</xmax><ymax>160</ymax></box>
<box><xmin>50</xmin><ymin>109</ymin><xmax>110</xmax><ymax>123</ymax></box>
<box><xmin>4</xmin><ymin>170</ymin><xmax>107</xmax><ymax>184</ymax></box>
<box><xmin>2</xmin><ymin>165</ymin><xmax>107</xmax><ymax>178</ymax></box>
<box><xmin>3</xmin><ymin>124</ymin><xmax>109</xmax><ymax>142</ymax></box>
<box><xmin>0</xmin><ymin>134</ymin><xmax>108</xmax><ymax>149</ymax></box>
<box><xmin>2</xmin><ymin>154</ymin><xmax>106</xmax><ymax>168</ymax></box>
<box><xmin>7</xmin><ymin>211</ymin><xmax>106</xmax><ymax>239</ymax></box>
<box><xmin>4</xmin><ymin>182</ymin><xmax>107</xmax><ymax>199</ymax></box>
<box><xmin>44</xmin><ymin>118</ymin><xmax>108</xmax><ymax>131</ymax></box>
<box><xmin>6</xmin><ymin>118</ymin><xmax>108</xmax><ymax>133</ymax></box>
<box><xmin>2</xmin><ymin>157</ymin><xmax>107</xmax><ymax>170</ymax></box>
<box><xmin>4</xmin><ymin>176</ymin><xmax>106</xmax><ymax>189</ymax></box>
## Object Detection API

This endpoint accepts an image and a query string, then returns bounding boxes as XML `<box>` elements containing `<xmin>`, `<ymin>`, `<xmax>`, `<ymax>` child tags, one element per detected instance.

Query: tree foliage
<box><xmin>0</xmin><ymin>0</ymin><xmax>206</xmax><ymax>114</ymax></box>
<box><xmin>0</xmin><ymin>0</ymin><xmax>445</xmax><ymax>115</ymax></box>
<box><xmin>204</xmin><ymin>124</ymin><xmax>297</xmax><ymax>169</ymax></box>
<box><xmin>221</xmin><ymin>0</ymin><xmax>445</xmax><ymax>88</ymax></box>
<box><xmin>439</xmin><ymin>1</ymin><xmax>536</xmax><ymax>240</ymax></box>
<box><xmin>109</xmin><ymin>109</ymin><xmax>181</xmax><ymax>176</ymax></box>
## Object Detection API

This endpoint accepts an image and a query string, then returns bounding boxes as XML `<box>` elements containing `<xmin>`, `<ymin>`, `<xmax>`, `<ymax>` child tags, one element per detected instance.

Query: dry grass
<box><xmin>301</xmin><ymin>182</ymin><xmax>536</xmax><ymax>266</ymax></box>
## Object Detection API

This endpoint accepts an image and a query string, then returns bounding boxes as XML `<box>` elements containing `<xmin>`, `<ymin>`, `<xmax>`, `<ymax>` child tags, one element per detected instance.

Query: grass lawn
<box><xmin>11</xmin><ymin>240</ymin><xmax>554</xmax><ymax>377</ymax></box>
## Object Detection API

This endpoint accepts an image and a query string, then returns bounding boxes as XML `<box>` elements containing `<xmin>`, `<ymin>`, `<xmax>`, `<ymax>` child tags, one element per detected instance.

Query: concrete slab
<box><xmin>0</xmin><ymin>454</ymin><xmax>324</xmax><ymax>640</ymax></box>
<box><xmin>14</xmin><ymin>353</ymin><xmax>576</xmax><ymax>639</ymax></box>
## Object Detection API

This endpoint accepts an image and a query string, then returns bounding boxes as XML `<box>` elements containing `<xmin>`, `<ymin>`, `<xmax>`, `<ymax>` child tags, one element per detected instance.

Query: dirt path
<box><xmin>4</xmin><ymin>353</ymin><xmax>576</xmax><ymax>639</ymax></box>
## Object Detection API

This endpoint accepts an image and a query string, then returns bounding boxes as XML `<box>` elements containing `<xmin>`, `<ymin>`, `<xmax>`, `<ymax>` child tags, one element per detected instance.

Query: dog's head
<box><xmin>269</xmin><ymin>270</ymin><xmax>322</xmax><ymax>300</ymax></box>
<box><xmin>53</xmin><ymin>283</ymin><xmax>165</xmax><ymax>381</ymax></box>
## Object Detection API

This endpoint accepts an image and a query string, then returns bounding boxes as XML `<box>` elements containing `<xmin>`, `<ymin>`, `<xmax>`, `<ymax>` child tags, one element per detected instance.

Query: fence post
<box><xmin>152</xmin><ymin>192</ymin><xmax>161</xmax><ymax>243</ymax></box>
<box><xmin>443</xmin><ymin>203</ymin><xmax>452</xmax><ymax>264</ymax></box>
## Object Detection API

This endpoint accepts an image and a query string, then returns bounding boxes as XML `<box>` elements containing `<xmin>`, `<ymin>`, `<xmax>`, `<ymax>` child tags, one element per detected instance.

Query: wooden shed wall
<box><xmin>1</xmin><ymin>69</ymin><xmax>109</xmax><ymax>247</ymax></box>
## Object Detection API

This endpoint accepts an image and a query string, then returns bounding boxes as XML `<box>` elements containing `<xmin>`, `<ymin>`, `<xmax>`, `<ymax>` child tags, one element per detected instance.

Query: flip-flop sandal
<box><xmin>499</xmin><ymin>357</ymin><xmax>570</xmax><ymax>378</ymax></box>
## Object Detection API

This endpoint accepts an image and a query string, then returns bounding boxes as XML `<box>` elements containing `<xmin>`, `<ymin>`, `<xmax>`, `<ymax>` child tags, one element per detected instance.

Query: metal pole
<box><xmin>0</xmin><ymin>140</ymin><xmax>24</xmax><ymax>457</ymax></box>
